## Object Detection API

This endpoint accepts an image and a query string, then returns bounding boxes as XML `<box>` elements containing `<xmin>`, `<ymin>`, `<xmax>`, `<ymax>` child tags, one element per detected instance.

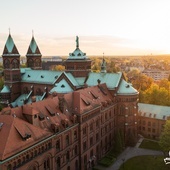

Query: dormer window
<box><xmin>41</xmin><ymin>75</ymin><xmax>44</xmax><ymax>78</ymax></box>
<box><xmin>38</xmin><ymin>113</ymin><xmax>45</xmax><ymax>120</ymax></box>
<box><xmin>81</xmin><ymin>98</ymin><xmax>90</xmax><ymax>106</ymax></box>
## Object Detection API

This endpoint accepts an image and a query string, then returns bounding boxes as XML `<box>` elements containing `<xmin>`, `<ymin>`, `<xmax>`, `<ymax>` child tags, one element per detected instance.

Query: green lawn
<box><xmin>119</xmin><ymin>155</ymin><xmax>169</xmax><ymax>170</ymax></box>
<box><xmin>139</xmin><ymin>139</ymin><xmax>161</xmax><ymax>151</ymax></box>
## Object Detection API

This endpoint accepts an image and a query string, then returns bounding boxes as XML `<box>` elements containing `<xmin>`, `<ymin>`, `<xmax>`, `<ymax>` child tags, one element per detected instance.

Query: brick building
<box><xmin>0</xmin><ymin>33</ymin><xmax>139</xmax><ymax>170</ymax></box>
<box><xmin>138</xmin><ymin>103</ymin><xmax>170</xmax><ymax>140</ymax></box>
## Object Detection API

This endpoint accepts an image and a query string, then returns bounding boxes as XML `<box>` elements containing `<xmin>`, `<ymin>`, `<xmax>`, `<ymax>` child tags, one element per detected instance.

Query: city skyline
<box><xmin>0</xmin><ymin>0</ymin><xmax>170</xmax><ymax>56</ymax></box>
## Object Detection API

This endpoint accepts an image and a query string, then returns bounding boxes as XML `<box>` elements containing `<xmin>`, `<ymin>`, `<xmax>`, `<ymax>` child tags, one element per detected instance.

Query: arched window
<box><xmin>4</xmin><ymin>59</ymin><xmax>10</xmax><ymax>69</ymax></box>
<box><xmin>27</xmin><ymin>164</ymin><xmax>38</xmax><ymax>170</ymax></box>
<box><xmin>44</xmin><ymin>157</ymin><xmax>50</xmax><ymax>170</ymax></box>
<box><xmin>66</xmin><ymin>135</ymin><xmax>69</xmax><ymax>146</ymax></box>
<box><xmin>66</xmin><ymin>151</ymin><xmax>70</xmax><ymax>162</ymax></box>
<box><xmin>35</xmin><ymin>59</ymin><xmax>41</xmax><ymax>67</ymax></box>
<box><xmin>17</xmin><ymin>159</ymin><xmax>21</xmax><ymax>166</ymax></box>
<box><xmin>12</xmin><ymin>59</ymin><xmax>19</xmax><ymax>69</ymax></box>
<box><xmin>56</xmin><ymin>157</ymin><xmax>60</xmax><ymax>169</ymax></box>
<box><xmin>56</xmin><ymin>140</ymin><xmax>60</xmax><ymax>151</ymax></box>
<box><xmin>75</xmin><ymin>160</ymin><xmax>79</xmax><ymax>170</ymax></box>
<box><xmin>7</xmin><ymin>164</ymin><xmax>12</xmax><ymax>170</ymax></box>
<box><xmin>74</xmin><ymin>130</ymin><xmax>77</xmax><ymax>140</ymax></box>
<box><xmin>75</xmin><ymin>145</ymin><xmax>78</xmax><ymax>155</ymax></box>
<box><xmin>28</xmin><ymin>59</ymin><xmax>33</xmax><ymax>67</ymax></box>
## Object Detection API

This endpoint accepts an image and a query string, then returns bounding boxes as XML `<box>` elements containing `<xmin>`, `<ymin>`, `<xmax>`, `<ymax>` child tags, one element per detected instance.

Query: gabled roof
<box><xmin>11</xmin><ymin>94</ymin><xmax>42</xmax><ymax>107</ymax></box>
<box><xmin>50</xmin><ymin>79</ymin><xmax>74</xmax><ymax>94</ymax></box>
<box><xmin>26</xmin><ymin>36</ymin><xmax>41</xmax><ymax>56</ymax></box>
<box><xmin>0</xmin><ymin>85</ymin><xmax>10</xmax><ymax>93</ymax></box>
<box><xmin>0</xmin><ymin>114</ymin><xmax>52</xmax><ymax>160</ymax></box>
<box><xmin>85</xmin><ymin>72</ymin><xmax>122</xmax><ymax>90</ymax></box>
<box><xmin>75</xmin><ymin>77</ymin><xmax>86</xmax><ymax>86</ymax></box>
<box><xmin>71</xmin><ymin>83</ymin><xmax>114</xmax><ymax>114</ymax></box>
<box><xmin>21</xmin><ymin>70</ymin><xmax>63</xmax><ymax>84</ymax></box>
<box><xmin>2</xmin><ymin>34</ymin><xmax>20</xmax><ymax>57</ymax></box>
<box><xmin>117</xmin><ymin>79</ymin><xmax>138</xmax><ymax>95</ymax></box>
<box><xmin>64</xmin><ymin>72</ymin><xmax>80</xmax><ymax>87</ymax></box>
<box><xmin>138</xmin><ymin>103</ymin><xmax>170</xmax><ymax>120</ymax></box>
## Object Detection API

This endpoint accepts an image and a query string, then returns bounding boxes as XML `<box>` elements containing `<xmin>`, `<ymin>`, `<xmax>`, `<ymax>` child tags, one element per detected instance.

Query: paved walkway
<box><xmin>95</xmin><ymin>137</ymin><xmax>163</xmax><ymax>170</ymax></box>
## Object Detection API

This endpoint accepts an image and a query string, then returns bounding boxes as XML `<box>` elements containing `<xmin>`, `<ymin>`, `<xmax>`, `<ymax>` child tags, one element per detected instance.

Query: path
<box><xmin>95</xmin><ymin>137</ymin><xmax>163</xmax><ymax>170</ymax></box>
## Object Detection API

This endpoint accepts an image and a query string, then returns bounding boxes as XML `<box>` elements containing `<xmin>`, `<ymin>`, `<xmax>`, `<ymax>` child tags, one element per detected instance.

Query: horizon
<box><xmin>1</xmin><ymin>0</ymin><xmax>170</xmax><ymax>56</ymax></box>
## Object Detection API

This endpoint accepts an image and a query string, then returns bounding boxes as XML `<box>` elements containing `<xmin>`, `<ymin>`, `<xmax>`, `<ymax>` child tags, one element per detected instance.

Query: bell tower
<box><xmin>2</xmin><ymin>32</ymin><xmax>21</xmax><ymax>102</ymax></box>
<box><xmin>26</xmin><ymin>33</ymin><xmax>42</xmax><ymax>70</ymax></box>
<box><xmin>65</xmin><ymin>36</ymin><xmax>91</xmax><ymax>77</ymax></box>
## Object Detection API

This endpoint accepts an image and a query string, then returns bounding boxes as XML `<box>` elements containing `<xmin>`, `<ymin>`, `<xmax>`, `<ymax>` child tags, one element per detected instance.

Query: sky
<box><xmin>0</xmin><ymin>0</ymin><xmax>170</xmax><ymax>56</ymax></box>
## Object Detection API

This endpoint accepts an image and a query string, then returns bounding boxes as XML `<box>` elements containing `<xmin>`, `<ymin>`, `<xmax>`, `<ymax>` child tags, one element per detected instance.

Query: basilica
<box><xmin>0</xmin><ymin>33</ymin><xmax>138</xmax><ymax>170</ymax></box>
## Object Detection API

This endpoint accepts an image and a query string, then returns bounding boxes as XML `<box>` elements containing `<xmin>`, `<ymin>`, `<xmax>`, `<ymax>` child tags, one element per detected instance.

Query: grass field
<box><xmin>139</xmin><ymin>139</ymin><xmax>161</xmax><ymax>151</ymax></box>
<box><xmin>119</xmin><ymin>155</ymin><xmax>169</xmax><ymax>170</ymax></box>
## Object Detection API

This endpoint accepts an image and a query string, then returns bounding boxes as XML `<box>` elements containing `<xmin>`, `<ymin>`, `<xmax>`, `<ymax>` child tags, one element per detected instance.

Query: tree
<box><xmin>141</xmin><ymin>84</ymin><xmax>170</xmax><ymax>106</ymax></box>
<box><xmin>127</xmin><ymin>70</ymin><xmax>153</xmax><ymax>91</ymax></box>
<box><xmin>53</xmin><ymin>65</ymin><xmax>65</xmax><ymax>71</ymax></box>
<box><xmin>158</xmin><ymin>79</ymin><xmax>170</xmax><ymax>89</ymax></box>
<box><xmin>114</xmin><ymin>130</ymin><xmax>124</xmax><ymax>153</ymax></box>
<box><xmin>107</xmin><ymin>61</ymin><xmax>120</xmax><ymax>73</ymax></box>
<box><xmin>91</xmin><ymin>63</ymin><xmax>100</xmax><ymax>72</ymax></box>
<box><xmin>0</xmin><ymin>77</ymin><xmax>4</xmax><ymax>90</ymax></box>
<box><xmin>159</xmin><ymin>120</ymin><xmax>170</xmax><ymax>152</ymax></box>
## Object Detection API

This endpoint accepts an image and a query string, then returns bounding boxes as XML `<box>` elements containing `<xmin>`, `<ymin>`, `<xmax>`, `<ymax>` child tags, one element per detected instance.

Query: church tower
<box><xmin>26</xmin><ymin>34</ymin><xmax>42</xmax><ymax>70</ymax></box>
<box><xmin>1</xmin><ymin>32</ymin><xmax>21</xmax><ymax>103</ymax></box>
<box><xmin>65</xmin><ymin>36</ymin><xmax>91</xmax><ymax>77</ymax></box>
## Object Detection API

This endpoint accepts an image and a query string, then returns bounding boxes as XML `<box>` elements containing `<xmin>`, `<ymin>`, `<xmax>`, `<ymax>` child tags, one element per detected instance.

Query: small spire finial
<box><xmin>103</xmin><ymin>52</ymin><xmax>104</xmax><ymax>59</ymax></box>
<box><xmin>9</xmin><ymin>28</ymin><xmax>11</xmax><ymax>35</ymax></box>
<box><xmin>32</xmin><ymin>30</ymin><xmax>34</xmax><ymax>37</ymax></box>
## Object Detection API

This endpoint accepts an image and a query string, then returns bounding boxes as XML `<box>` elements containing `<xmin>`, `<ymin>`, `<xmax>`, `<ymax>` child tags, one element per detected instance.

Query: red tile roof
<box><xmin>0</xmin><ymin>115</ymin><xmax>52</xmax><ymax>160</ymax></box>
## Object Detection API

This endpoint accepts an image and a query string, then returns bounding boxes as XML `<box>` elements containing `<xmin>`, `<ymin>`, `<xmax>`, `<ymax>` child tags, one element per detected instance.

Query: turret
<box><xmin>65</xmin><ymin>36</ymin><xmax>91</xmax><ymax>77</ymax></box>
<box><xmin>1</xmin><ymin>32</ymin><xmax>21</xmax><ymax>103</ymax></box>
<box><xmin>26</xmin><ymin>33</ymin><xmax>42</xmax><ymax>70</ymax></box>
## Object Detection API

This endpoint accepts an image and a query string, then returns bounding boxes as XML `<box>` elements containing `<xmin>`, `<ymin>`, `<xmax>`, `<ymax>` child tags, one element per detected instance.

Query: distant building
<box><xmin>142</xmin><ymin>69</ymin><xmax>170</xmax><ymax>81</ymax></box>
<box><xmin>138</xmin><ymin>103</ymin><xmax>170</xmax><ymax>140</ymax></box>
<box><xmin>0</xmin><ymin>34</ymin><xmax>139</xmax><ymax>170</ymax></box>
<box><xmin>42</xmin><ymin>56</ymin><xmax>62</xmax><ymax>62</ymax></box>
